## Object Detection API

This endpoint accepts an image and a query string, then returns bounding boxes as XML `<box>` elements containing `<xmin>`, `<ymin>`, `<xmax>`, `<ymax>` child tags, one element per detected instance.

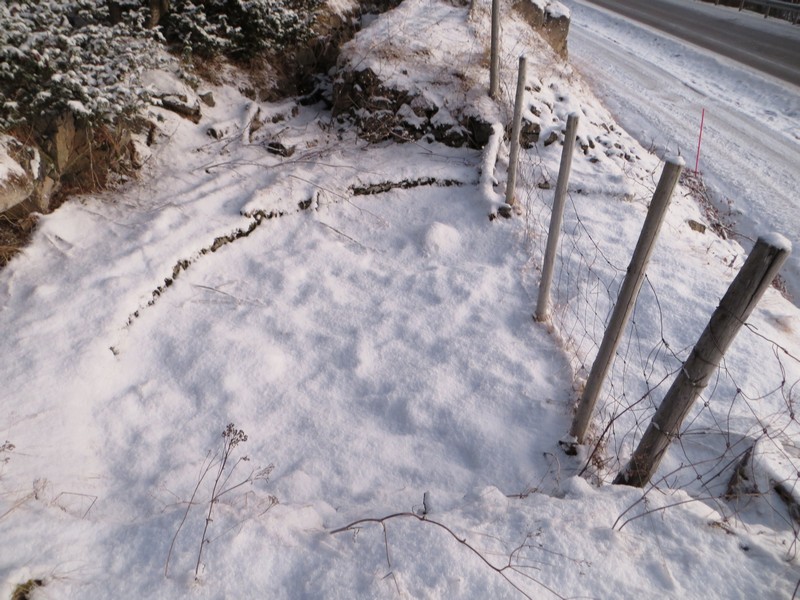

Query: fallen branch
<box><xmin>330</xmin><ymin>511</ymin><xmax>566</xmax><ymax>599</ymax></box>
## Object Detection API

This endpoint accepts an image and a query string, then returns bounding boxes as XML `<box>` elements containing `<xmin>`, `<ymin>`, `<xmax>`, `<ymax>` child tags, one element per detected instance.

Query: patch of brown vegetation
<box><xmin>0</xmin><ymin>212</ymin><xmax>37</xmax><ymax>267</ymax></box>
<box><xmin>679</xmin><ymin>170</ymin><xmax>733</xmax><ymax>239</ymax></box>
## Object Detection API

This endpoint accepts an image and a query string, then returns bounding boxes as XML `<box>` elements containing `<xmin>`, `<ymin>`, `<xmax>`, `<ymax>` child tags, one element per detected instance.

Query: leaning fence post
<box><xmin>535</xmin><ymin>113</ymin><xmax>579</xmax><ymax>321</ymax></box>
<box><xmin>614</xmin><ymin>234</ymin><xmax>791</xmax><ymax>487</ymax></box>
<box><xmin>566</xmin><ymin>157</ymin><xmax>684</xmax><ymax>447</ymax></box>
<box><xmin>489</xmin><ymin>0</ymin><xmax>500</xmax><ymax>98</ymax></box>
<box><xmin>505</xmin><ymin>56</ymin><xmax>528</xmax><ymax>207</ymax></box>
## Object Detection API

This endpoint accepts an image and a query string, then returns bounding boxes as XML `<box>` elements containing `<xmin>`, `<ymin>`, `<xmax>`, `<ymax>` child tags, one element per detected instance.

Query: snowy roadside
<box><xmin>1</xmin><ymin>0</ymin><xmax>799</xmax><ymax>598</ymax></box>
<box><xmin>564</xmin><ymin>0</ymin><xmax>800</xmax><ymax>299</ymax></box>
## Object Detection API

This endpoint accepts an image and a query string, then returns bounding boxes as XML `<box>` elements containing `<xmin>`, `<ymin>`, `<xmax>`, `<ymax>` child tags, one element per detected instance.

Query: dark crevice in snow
<box><xmin>350</xmin><ymin>177</ymin><xmax>464</xmax><ymax>196</ymax></box>
<box><xmin>123</xmin><ymin>209</ymin><xmax>285</xmax><ymax>328</ymax></box>
<box><xmin>121</xmin><ymin>174</ymin><xmax>467</xmax><ymax>331</ymax></box>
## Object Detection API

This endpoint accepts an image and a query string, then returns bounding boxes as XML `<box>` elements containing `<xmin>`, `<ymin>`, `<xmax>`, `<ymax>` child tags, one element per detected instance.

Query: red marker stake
<box><xmin>695</xmin><ymin>108</ymin><xmax>705</xmax><ymax>175</ymax></box>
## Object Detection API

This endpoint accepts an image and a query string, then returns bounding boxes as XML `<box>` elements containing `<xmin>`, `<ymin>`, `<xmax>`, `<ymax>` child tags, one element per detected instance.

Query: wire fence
<box><xmin>340</xmin><ymin>0</ymin><xmax>800</xmax><ymax>550</ymax></box>
<box><xmin>516</xmin><ymin>138</ymin><xmax>800</xmax><ymax>551</ymax></box>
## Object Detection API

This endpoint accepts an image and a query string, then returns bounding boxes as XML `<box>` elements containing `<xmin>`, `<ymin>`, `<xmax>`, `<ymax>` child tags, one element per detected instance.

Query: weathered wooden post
<box><xmin>490</xmin><ymin>0</ymin><xmax>500</xmax><ymax>99</ymax></box>
<box><xmin>614</xmin><ymin>234</ymin><xmax>791</xmax><ymax>487</ymax></box>
<box><xmin>566</xmin><ymin>157</ymin><xmax>684</xmax><ymax>448</ymax></box>
<box><xmin>505</xmin><ymin>56</ymin><xmax>528</xmax><ymax>207</ymax></box>
<box><xmin>535</xmin><ymin>113</ymin><xmax>579</xmax><ymax>322</ymax></box>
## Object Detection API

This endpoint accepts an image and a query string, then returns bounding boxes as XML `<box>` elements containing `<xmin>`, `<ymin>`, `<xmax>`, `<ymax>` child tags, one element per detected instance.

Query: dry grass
<box><xmin>11</xmin><ymin>579</ymin><xmax>44</xmax><ymax>600</ymax></box>
<box><xmin>0</xmin><ymin>213</ymin><xmax>37</xmax><ymax>268</ymax></box>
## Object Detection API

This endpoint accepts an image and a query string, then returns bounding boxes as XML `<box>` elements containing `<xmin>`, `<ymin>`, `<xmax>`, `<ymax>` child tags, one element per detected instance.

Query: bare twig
<box><xmin>165</xmin><ymin>423</ymin><xmax>274</xmax><ymax>580</ymax></box>
<box><xmin>614</xmin><ymin>493</ymin><xmax>722</xmax><ymax>532</ymax></box>
<box><xmin>165</xmin><ymin>450</ymin><xmax>215</xmax><ymax>578</ymax></box>
<box><xmin>330</xmin><ymin>512</ymin><xmax>566</xmax><ymax>599</ymax></box>
<box><xmin>195</xmin><ymin>424</ymin><xmax>248</xmax><ymax>578</ymax></box>
<box><xmin>317</xmin><ymin>222</ymin><xmax>370</xmax><ymax>251</ymax></box>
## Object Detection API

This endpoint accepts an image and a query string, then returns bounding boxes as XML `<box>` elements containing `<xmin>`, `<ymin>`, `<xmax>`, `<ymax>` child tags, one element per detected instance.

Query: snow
<box><xmin>0</xmin><ymin>136</ymin><xmax>26</xmax><ymax>181</ymax></box>
<box><xmin>479</xmin><ymin>122</ymin><xmax>504</xmax><ymax>207</ymax></box>
<box><xmin>546</xmin><ymin>1</ymin><xmax>570</xmax><ymax>20</ymax></box>
<box><xmin>1</xmin><ymin>0</ymin><xmax>800</xmax><ymax>598</ymax></box>
<box><xmin>141</xmin><ymin>68</ymin><xmax>195</xmax><ymax>100</ymax></box>
<box><xmin>760</xmin><ymin>232</ymin><xmax>793</xmax><ymax>252</ymax></box>
<box><xmin>66</xmin><ymin>99</ymin><xmax>90</xmax><ymax>116</ymax></box>
<box><xmin>326</xmin><ymin>0</ymin><xmax>359</xmax><ymax>17</ymax></box>
<box><xmin>564</xmin><ymin>0</ymin><xmax>800</xmax><ymax>298</ymax></box>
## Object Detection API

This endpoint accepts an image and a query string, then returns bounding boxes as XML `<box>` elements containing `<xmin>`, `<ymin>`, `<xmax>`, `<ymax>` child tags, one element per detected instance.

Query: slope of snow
<box><xmin>1</xmin><ymin>0</ymin><xmax>799</xmax><ymax>597</ymax></box>
<box><xmin>564</xmin><ymin>0</ymin><xmax>800</xmax><ymax>299</ymax></box>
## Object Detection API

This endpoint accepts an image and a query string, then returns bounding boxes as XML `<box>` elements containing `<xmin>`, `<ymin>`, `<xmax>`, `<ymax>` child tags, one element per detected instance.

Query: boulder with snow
<box><xmin>513</xmin><ymin>0</ymin><xmax>571</xmax><ymax>57</ymax></box>
<box><xmin>331</xmin><ymin>0</ymin><xmax>570</xmax><ymax>148</ymax></box>
<box><xmin>142</xmin><ymin>69</ymin><xmax>203</xmax><ymax>123</ymax></box>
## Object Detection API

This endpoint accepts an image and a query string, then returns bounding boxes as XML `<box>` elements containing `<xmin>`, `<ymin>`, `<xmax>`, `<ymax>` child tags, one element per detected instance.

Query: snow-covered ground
<box><xmin>1</xmin><ymin>0</ymin><xmax>799</xmax><ymax>598</ymax></box>
<box><xmin>565</xmin><ymin>0</ymin><xmax>800</xmax><ymax>299</ymax></box>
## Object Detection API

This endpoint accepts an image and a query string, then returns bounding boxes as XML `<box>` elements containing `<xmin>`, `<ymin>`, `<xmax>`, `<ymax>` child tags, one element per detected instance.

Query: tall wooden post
<box><xmin>505</xmin><ymin>56</ymin><xmax>528</xmax><ymax>207</ymax></box>
<box><xmin>535</xmin><ymin>113</ymin><xmax>579</xmax><ymax>322</ymax></box>
<box><xmin>489</xmin><ymin>0</ymin><xmax>500</xmax><ymax>99</ymax></box>
<box><xmin>567</xmin><ymin>157</ymin><xmax>684</xmax><ymax>446</ymax></box>
<box><xmin>615</xmin><ymin>234</ymin><xmax>791</xmax><ymax>487</ymax></box>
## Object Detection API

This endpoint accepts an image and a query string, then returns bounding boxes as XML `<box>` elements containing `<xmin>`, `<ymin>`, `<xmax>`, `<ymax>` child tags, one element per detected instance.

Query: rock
<box><xmin>332</xmin><ymin>64</ymin><xmax>487</xmax><ymax>149</ymax></box>
<box><xmin>467</xmin><ymin>115</ymin><xmax>495</xmax><ymax>147</ymax></box>
<box><xmin>688</xmin><ymin>219</ymin><xmax>707</xmax><ymax>234</ymax></box>
<box><xmin>332</xmin><ymin>0</ymin><xmax>569</xmax><ymax>149</ymax></box>
<box><xmin>542</xmin><ymin>2</ymin><xmax>570</xmax><ymax>57</ymax></box>
<box><xmin>332</xmin><ymin>67</ymin><xmax>410</xmax><ymax>117</ymax></box>
<box><xmin>519</xmin><ymin>119</ymin><xmax>541</xmax><ymax>148</ymax></box>
<box><xmin>29</xmin><ymin>176</ymin><xmax>57</xmax><ymax>213</ymax></box>
<box><xmin>159</xmin><ymin>95</ymin><xmax>202</xmax><ymax>123</ymax></box>
<box><xmin>433</xmin><ymin>123</ymin><xmax>468</xmax><ymax>147</ymax></box>
<box><xmin>199</xmin><ymin>91</ymin><xmax>216</xmax><ymax>107</ymax></box>
<box><xmin>266</xmin><ymin>142</ymin><xmax>295</xmax><ymax>157</ymax></box>
<box><xmin>498</xmin><ymin>204</ymin><xmax>514</xmax><ymax>219</ymax></box>
<box><xmin>513</xmin><ymin>0</ymin><xmax>571</xmax><ymax>57</ymax></box>
<box><xmin>206</xmin><ymin>124</ymin><xmax>229</xmax><ymax>140</ymax></box>
<box><xmin>142</xmin><ymin>69</ymin><xmax>203</xmax><ymax>123</ymax></box>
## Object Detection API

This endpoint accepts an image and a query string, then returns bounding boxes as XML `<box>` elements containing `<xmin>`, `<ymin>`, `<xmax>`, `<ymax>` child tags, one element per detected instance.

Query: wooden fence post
<box><xmin>566</xmin><ymin>157</ymin><xmax>684</xmax><ymax>447</ymax></box>
<box><xmin>490</xmin><ymin>0</ymin><xmax>500</xmax><ymax>99</ymax></box>
<box><xmin>505</xmin><ymin>56</ymin><xmax>528</xmax><ymax>207</ymax></box>
<box><xmin>535</xmin><ymin>113</ymin><xmax>579</xmax><ymax>322</ymax></box>
<box><xmin>614</xmin><ymin>234</ymin><xmax>791</xmax><ymax>487</ymax></box>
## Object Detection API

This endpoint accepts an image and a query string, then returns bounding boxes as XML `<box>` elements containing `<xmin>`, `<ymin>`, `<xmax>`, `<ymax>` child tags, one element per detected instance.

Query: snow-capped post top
<box><xmin>759</xmin><ymin>232</ymin><xmax>792</xmax><ymax>253</ymax></box>
<box><xmin>664</xmin><ymin>154</ymin><xmax>685</xmax><ymax>168</ymax></box>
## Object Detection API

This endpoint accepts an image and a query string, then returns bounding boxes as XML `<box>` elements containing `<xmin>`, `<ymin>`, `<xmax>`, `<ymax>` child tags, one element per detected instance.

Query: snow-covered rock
<box><xmin>513</xmin><ymin>0</ymin><xmax>571</xmax><ymax>56</ymax></box>
<box><xmin>142</xmin><ymin>69</ymin><xmax>203</xmax><ymax>123</ymax></box>
<box><xmin>332</xmin><ymin>0</ymin><xmax>572</xmax><ymax>148</ymax></box>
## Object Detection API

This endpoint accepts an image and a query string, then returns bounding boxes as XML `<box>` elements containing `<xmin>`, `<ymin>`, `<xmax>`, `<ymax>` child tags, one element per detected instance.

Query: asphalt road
<box><xmin>582</xmin><ymin>0</ymin><xmax>800</xmax><ymax>86</ymax></box>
